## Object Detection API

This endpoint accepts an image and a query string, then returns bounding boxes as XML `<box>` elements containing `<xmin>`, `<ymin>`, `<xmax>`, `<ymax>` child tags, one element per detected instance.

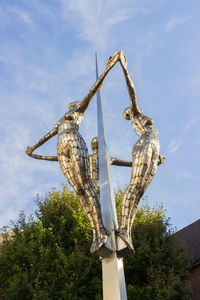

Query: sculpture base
<box><xmin>117</xmin><ymin>235</ymin><xmax>135</xmax><ymax>258</ymax></box>
<box><xmin>95</xmin><ymin>245</ymin><xmax>113</xmax><ymax>258</ymax></box>
<box><xmin>94</xmin><ymin>234</ymin><xmax>115</xmax><ymax>258</ymax></box>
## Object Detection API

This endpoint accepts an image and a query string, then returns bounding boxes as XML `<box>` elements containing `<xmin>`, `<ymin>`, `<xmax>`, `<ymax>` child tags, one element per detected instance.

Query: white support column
<box><xmin>102</xmin><ymin>254</ymin><xmax>127</xmax><ymax>300</ymax></box>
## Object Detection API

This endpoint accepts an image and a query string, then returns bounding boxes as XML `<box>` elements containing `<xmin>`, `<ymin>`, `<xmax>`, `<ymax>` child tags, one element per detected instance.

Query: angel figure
<box><xmin>117</xmin><ymin>51</ymin><xmax>165</xmax><ymax>256</ymax></box>
<box><xmin>25</xmin><ymin>52</ymin><xmax>120</xmax><ymax>257</ymax></box>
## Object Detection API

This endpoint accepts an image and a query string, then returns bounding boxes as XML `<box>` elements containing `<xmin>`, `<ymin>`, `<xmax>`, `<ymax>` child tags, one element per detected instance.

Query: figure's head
<box><xmin>91</xmin><ymin>137</ymin><xmax>98</xmax><ymax>154</ymax></box>
<box><xmin>68</xmin><ymin>101</ymin><xmax>81</xmax><ymax>111</ymax></box>
<box><xmin>123</xmin><ymin>107</ymin><xmax>155</xmax><ymax>136</ymax></box>
<box><xmin>123</xmin><ymin>107</ymin><xmax>131</xmax><ymax>120</ymax></box>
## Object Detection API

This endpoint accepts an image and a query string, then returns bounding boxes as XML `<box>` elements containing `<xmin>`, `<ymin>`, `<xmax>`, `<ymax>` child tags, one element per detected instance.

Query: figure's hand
<box><xmin>110</xmin><ymin>157</ymin><xmax>115</xmax><ymax>165</ymax></box>
<box><xmin>25</xmin><ymin>146</ymin><xmax>34</xmax><ymax>156</ymax></box>
<box><xmin>106</xmin><ymin>52</ymin><xmax>120</xmax><ymax>69</ymax></box>
<box><xmin>158</xmin><ymin>154</ymin><xmax>165</xmax><ymax>165</ymax></box>
<box><xmin>119</xmin><ymin>50</ymin><xmax>127</xmax><ymax>68</ymax></box>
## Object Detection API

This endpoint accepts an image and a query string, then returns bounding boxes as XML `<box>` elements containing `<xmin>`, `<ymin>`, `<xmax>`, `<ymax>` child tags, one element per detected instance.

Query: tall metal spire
<box><xmin>95</xmin><ymin>53</ymin><xmax>118</xmax><ymax>235</ymax></box>
<box><xmin>96</xmin><ymin>53</ymin><xmax>127</xmax><ymax>300</ymax></box>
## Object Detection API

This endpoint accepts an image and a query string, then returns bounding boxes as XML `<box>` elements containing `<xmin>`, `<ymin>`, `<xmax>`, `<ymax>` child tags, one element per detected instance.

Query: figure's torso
<box><xmin>133</xmin><ymin>127</ymin><xmax>160</xmax><ymax>155</ymax></box>
<box><xmin>57</xmin><ymin>110</ymin><xmax>86</xmax><ymax>157</ymax></box>
<box><xmin>58</xmin><ymin>110</ymin><xmax>84</xmax><ymax>135</ymax></box>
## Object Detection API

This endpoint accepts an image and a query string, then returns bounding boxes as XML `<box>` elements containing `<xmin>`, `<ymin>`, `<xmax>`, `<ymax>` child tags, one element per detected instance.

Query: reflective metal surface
<box><xmin>102</xmin><ymin>254</ymin><xmax>127</xmax><ymax>300</ymax></box>
<box><xmin>25</xmin><ymin>50</ymin><xmax>164</xmax><ymax>299</ymax></box>
<box><xmin>96</xmin><ymin>53</ymin><xmax>127</xmax><ymax>300</ymax></box>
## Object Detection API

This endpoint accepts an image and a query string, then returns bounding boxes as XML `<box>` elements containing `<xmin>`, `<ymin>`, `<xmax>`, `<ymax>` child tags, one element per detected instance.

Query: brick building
<box><xmin>174</xmin><ymin>219</ymin><xmax>200</xmax><ymax>300</ymax></box>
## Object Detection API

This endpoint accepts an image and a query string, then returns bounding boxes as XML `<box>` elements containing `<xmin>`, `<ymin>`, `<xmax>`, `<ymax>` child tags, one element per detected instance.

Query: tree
<box><xmin>0</xmin><ymin>185</ymin><xmax>191</xmax><ymax>300</ymax></box>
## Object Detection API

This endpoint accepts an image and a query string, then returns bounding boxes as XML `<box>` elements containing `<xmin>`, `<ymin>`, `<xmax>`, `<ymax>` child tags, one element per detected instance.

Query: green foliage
<box><xmin>125</xmin><ymin>204</ymin><xmax>191</xmax><ymax>299</ymax></box>
<box><xmin>0</xmin><ymin>185</ymin><xmax>191</xmax><ymax>300</ymax></box>
<box><xmin>0</xmin><ymin>186</ymin><xmax>101</xmax><ymax>300</ymax></box>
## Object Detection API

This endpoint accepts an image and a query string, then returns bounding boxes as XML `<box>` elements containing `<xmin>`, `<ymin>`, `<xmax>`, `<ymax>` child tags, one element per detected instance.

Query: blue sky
<box><xmin>0</xmin><ymin>0</ymin><xmax>200</xmax><ymax>231</ymax></box>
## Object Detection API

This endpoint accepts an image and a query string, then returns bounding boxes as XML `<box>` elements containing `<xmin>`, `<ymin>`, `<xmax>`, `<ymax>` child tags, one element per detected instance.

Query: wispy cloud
<box><xmin>182</xmin><ymin>170</ymin><xmax>195</xmax><ymax>180</ymax></box>
<box><xmin>60</xmin><ymin>0</ymin><xmax>149</xmax><ymax>47</ymax></box>
<box><xmin>65</xmin><ymin>51</ymin><xmax>94</xmax><ymax>80</ymax></box>
<box><xmin>0</xmin><ymin>4</ymin><xmax>33</xmax><ymax>27</ymax></box>
<box><xmin>167</xmin><ymin>138</ymin><xmax>182</xmax><ymax>153</ymax></box>
<box><xmin>184</xmin><ymin>117</ymin><xmax>197</xmax><ymax>132</ymax></box>
<box><xmin>165</xmin><ymin>15</ymin><xmax>191</xmax><ymax>33</ymax></box>
<box><xmin>11</xmin><ymin>7</ymin><xmax>33</xmax><ymax>26</ymax></box>
<box><xmin>177</xmin><ymin>169</ymin><xmax>199</xmax><ymax>181</ymax></box>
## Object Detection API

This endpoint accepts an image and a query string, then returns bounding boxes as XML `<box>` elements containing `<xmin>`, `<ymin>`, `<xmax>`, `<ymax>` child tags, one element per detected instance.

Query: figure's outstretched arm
<box><xmin>119</xmin><ymin>51</ymin><xmax>141</xmax><ymax>115</ymax></box>
<box><xmin>28</xmin><ymin>153</ymin><xmax>58</xmax><ymax>161</ymax></box>
<box><xmin>110</xmin><ymin>155</ymin><xmax>165</xmax><ymax>167</ymax></box>
<box><xmin>25</xmin><ymin>118</ymin><xmax>61</xmax><ymax>157</ymax></box>
<box><xmin>77</xmin><ymin>52</ymin><xmax>120</xmax><ymax>114</ymax></box>
<box><xmin>110</xmin><ymin>157</ymin><xmax>132</xmax><ymax>167</ymax></box>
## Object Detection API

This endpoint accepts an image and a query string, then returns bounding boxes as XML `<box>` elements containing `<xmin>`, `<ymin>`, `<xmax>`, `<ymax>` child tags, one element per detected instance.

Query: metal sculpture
<box><xmin>25</xmin><ymin>51</ymin><xmax>165</xmax><ymax>256</ymax></box>
<box><xmin>117</xmin><ymin>51</ymin><xmax>165</xmax><ymax>255</ymax></box>
<box><xmin>25</xmin><ymin>51</ymin><xmax>165</xmax><ymax>258</ymax></box>
<box><xmin>26</xmin><ymin>50</ymin><xmax>165</xmax><ymax>299</ymax></box>
<box><xmin>25</xmin><ymin>52</ymin><xmax>120</xmax><ymax>257</ymax></box>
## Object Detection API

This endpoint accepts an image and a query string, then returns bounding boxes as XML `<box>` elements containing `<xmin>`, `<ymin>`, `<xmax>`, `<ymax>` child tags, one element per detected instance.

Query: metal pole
<box><xmin>95</xmin><ymin>54</ymin><xmax>127</xmax><ymax>300</ymax></box>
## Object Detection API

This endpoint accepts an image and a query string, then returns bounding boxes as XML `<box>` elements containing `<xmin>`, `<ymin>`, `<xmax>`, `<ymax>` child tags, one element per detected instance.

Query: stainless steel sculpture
<box><xmin>117</xmin><ymin>51</ymin><xmax>165</xmax><ymax>255</ymax></box>
<box><xmin>26</xmin><ymin>50</ymin><xmax>164</xmax><ymax>299</ymax></box>
<box><xmin>25</xmin><ymin>52</ymin><xmax>120</xmax><ymax>257</ymax></box>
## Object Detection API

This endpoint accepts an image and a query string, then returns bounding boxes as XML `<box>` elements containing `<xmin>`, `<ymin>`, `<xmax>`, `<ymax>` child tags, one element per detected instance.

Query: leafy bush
<box><xmin>0</xmin><ymin>186</ymin><xmax>191</xmax><ymax>299</ymax></box>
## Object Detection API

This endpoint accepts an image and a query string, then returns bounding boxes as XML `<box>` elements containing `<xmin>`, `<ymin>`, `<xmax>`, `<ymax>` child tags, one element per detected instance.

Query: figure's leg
<box><xmin>75</xmin><ymin>135</ymin><xmax>108</xmax><ymax>245</ymax></box>
<box><xmin>118</xmin><ymin>149</ymin><xmax>152</xmax><ymax>251</ymax></box>
<box><xmin>119</xmin><ymin>156</ymin><xmax>149</xmax><ymax>232</ymax></box>
<box><xmin>74</xmin><ymin>148</ymin><xmax>109</xmax><ymax>254</ymax></box>
<box><xmin>128</xmin><ymin>152</ymin><xmax>158</xmax><ymax>234</ymax></box>
<box><xmin>118</xmin><ymin>184</ymin><xmax>137</xmax><ymax>250</ymax></box>
<box><xmin>58</xmin><ymin>139</ymin><xmax>109</xmax><ymax>255</ymax></box>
